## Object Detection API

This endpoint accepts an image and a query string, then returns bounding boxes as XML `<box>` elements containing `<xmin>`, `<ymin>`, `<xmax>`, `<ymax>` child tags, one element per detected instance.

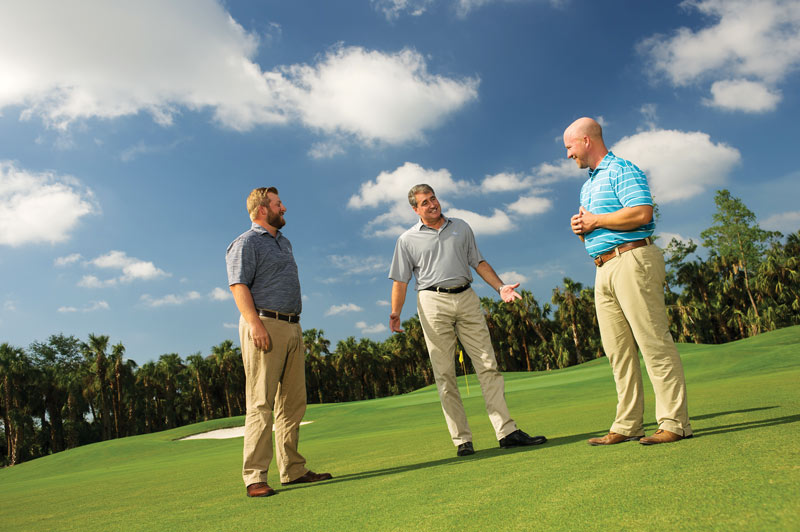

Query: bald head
<box><xmin>563</xmin><ymin>117</ymin><xmax>608</xmax><ymax>170</ymax></box>
<box><xmin>564</xmin><ymin>117</ymin><xmax>603</xmax><ymax>143</ymax></box>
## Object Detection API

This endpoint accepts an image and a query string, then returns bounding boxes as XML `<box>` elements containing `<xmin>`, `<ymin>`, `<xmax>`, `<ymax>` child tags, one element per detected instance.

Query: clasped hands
<box><xmin>570</xmin><ymin>206</ymin><xmax>598</xmax><ymax>236</ymax></box>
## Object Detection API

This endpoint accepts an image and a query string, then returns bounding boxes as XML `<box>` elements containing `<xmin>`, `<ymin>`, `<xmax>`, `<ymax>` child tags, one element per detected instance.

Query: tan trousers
<box><xmin>594</xmin><ymin>244</ymin><xmax>692</xmax><ymax>437</ymax></box>
<box><xmin>240</xmin><ymin>315</ymin><xmax>308</xmax><ymax>486</ymax></box>
<box><xmin>417</xmin><ymin>288</ymin><xmax>517</xmax><ymax>446</ymax></box>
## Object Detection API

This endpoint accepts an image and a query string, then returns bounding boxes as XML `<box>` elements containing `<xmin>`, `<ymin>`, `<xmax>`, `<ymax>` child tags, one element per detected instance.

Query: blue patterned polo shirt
<box><xmin>579</xmin><ymin>151</ymin><xmax>655</xmax><ymax>258</ymax></box>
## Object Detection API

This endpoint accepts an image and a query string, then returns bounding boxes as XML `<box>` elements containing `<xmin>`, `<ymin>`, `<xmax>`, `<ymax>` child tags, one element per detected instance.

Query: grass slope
<box><xmin>2</xmin><ymin>326</ymin><xmax>799</xmax><ymax>531</ymax></box>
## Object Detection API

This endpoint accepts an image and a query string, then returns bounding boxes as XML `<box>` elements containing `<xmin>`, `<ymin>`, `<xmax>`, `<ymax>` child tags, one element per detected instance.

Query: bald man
<box><xmin>564</xmin><ymin>117</ymin><xmax>692</xmax><ymax>446</ymax></box>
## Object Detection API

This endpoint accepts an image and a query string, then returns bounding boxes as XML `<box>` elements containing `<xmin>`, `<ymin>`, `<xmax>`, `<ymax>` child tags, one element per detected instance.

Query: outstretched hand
<box><xmin>499</xmin><ymin>283</ymin><xmax>522</xmax><ymax>303</ymax></box>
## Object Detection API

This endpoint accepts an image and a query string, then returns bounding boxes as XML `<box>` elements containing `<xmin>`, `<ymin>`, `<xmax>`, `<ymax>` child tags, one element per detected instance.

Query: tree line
<box><xmin>2</xmin><ymin>190</ymin><xmax>798</xmax><ymax>466</ymax></box>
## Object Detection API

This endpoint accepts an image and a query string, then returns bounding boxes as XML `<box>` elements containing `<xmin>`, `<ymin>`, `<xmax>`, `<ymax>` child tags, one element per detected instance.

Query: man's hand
<box><xmin>389</xmin><ymin>312</ymin><xmax>404</xmax><ymax>333</ymax></box>
<box><xmin>249</xmin><ymin>319</ymin><xmax>271</xmax><ymax>351</ymax></box>
<box><xmin>571</xmin><ymin>206</ymin><xmax>599</xmax><ymax>235</ymax></box>
<box><xmin>499</xmin><ymin>283</ymin><xmax>522</xmax><ymax>303</ymax></box>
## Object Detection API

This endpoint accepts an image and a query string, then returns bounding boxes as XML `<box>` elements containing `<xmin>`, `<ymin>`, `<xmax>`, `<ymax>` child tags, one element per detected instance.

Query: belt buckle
<box><xmin>594</xmin><ymin>256</ymin><xmax>604</xmax><ymax>267</ymax></box>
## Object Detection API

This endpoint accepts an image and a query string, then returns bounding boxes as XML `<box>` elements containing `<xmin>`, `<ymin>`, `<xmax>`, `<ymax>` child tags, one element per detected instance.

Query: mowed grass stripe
<box><xmin>1</xmin><ymin>326</ymin><xmax>798</xmax><ymax>531</ymax></box>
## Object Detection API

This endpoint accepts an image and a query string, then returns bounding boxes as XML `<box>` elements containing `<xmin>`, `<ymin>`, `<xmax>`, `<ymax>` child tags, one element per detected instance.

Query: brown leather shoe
<box><xmin>639</xmin><ymin>429</ymin><xmax>692</xmax><ymax>445</ymax></box>
<box><xmin>246</xmin><ymin>482</ymin><xmax>276</xmax><ymax>497</ymax></box>
<box><xmin>281</xmin><ymin>470</ymin><xmax>333</xmax><ymax>486</ymax></box>
<box><xmin>588</xmin><ymin>431</ymin><xmax>643</xmax><ymax>446</ymax></box>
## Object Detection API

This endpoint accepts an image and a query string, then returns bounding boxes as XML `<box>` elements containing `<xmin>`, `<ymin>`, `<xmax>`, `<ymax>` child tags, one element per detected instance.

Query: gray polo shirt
<box><xmin>389</xmin><ymin>217</ymin><xmax>484</xmax><ymax>291</ymax></box>
<box><xmin>226</xmin><ymin>222</ymin><xmax>302</xmax><ymax>314</ymax></box>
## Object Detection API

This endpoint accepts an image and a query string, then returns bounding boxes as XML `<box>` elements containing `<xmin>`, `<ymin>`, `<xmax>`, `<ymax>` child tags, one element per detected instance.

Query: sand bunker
<box><xmin>180</xmin><ymin>421</ymin><xmax>313</xmax><ymax>440</ymax></box>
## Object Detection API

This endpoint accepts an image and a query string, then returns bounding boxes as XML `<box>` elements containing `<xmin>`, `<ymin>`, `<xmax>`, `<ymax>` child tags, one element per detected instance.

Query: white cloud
<box><xmin>279</xmin><ymin>46</ymin><xmax>479</xmax><ymax>144</ymax></box>
<box><xmin>376</xmin><ymin>300</ymin><xmax>390</xmax><ymax>307</ymax></box>
<box><xmin>611</xmin><ymin>129</ymin><xmax>741</xmax><ymax>203</ymax></box>
<box><xmin>3</xmin><ymin>300</ymin><xmax>17</xmax><ymax>312</ymax></box>
<box><xmin>325</xmin><ymin>303</ymin><xmax>363</xmax><ymax>316</ymax></box>
<box><xmin>498</xmin><ymin>270</ymin><xmax>529</xmax><ymax>285</ymax></box>
<box><xmin>761</xmin><ymin>210</ymin><xmax>800</xmax><ymax>232</ymax></box>
<box><xmin>481</xmin><ymin>172</ymin><xmax>532</xmax><ymax>191</ymax></box>
<box><xmin>530</xmin><ymin>158</ymin><xmax>584</xmax><ymax>185</ymax></box>
<box><xmin>308</xmin><ymin>140</ymin><xmax>346</xmax><ymax>159</ymax></box>
<box><xmin>223</xmin><ymin>322</ymin><xmax>239</xmax><ymax>329</ymax></box>
<box><xmin>507</xmin><ymin>195</ymin><xmax>552</xmax><ymax>216</ymax></box>
<box><xmin>349</xmin><ymin>161</ymin><xmax>559</xmax><ymax>237</ymax></box>
<box><xmin>356</xmin><ymin>321</ymin><xmax>388</xmax><ymax>334</ymax></box>
<box><xmin>90</xmin><ymin>250</ymin><xmax>169</xmax><ymax>282</ymax></box>
<box><xmin>705</xmin><ymin>79</ymin><xmax>781</xmax><ymax>112</ymax></box>
<box><xmin>372</xmin><ymin>0</ymin><xmax>434</xmax><ymax>20</ymax></box>
<box><xmin>328</xmin><ymin>255</ymin><xmax>389</xmax><ymax>275</ymax></box>
<box><xmin>348</xmin><ymin>162</ymin><xmax>471</xmax><ymax>210</ymax></box>
<box><xmin>657</xmin><ymin>232</ymin><xmax>694</xmax><ymax>247</ymax></box>
<box><xmin>446</xmin><ymin>207</ymin><xmax>515</xmax><ymax>235</ymax></box>
<box><xmin>210</xmin><ymin>287</ymin><xmax>233</xmax><ymax>301</ymax></box>
<box><xmin>120</xmin><ymin>138</ymin><xmax>188</xmax><ymax>162</ymax></box>
<box><xmin>0</xmin><ymin>2</ymin><xmax>477</xmax><ymax>148</ymax></box>
<box><xmin>54</xmin><ymin>253</ymin><xmax>83</xmax><ymax>266</ymax></box>
<box><xmin>640</xmin><ymin>0</ymin><xmax>800</xmax><ymax>112</ymax></box>
<box><xmin>58</xmin><ymin>300</ymin><xmax>109</xmax><ymax>313</ymax></box>
<box><xmin>0</xmin><ymin>161</ymin><xmax>97</xmax><ymax>246</ymax></box>
<box><xmin>140</xmin><ymin>291</ymin><xmax>202</xmax><ymax>307</ymax></box>
<box><xmin>78</xmin><ymin>275</ymin><xmax>117</xmax><ymax>288</ymax></box>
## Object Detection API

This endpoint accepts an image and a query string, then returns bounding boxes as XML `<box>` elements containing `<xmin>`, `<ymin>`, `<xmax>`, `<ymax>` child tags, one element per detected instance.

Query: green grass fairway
<box><xmin>2</xmin><ymin>327</ymin><xmax>799</xmax><ymax>531</ymax></box>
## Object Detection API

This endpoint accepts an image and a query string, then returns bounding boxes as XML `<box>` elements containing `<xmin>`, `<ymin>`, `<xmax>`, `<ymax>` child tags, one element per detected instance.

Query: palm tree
<box><xmin>156</xmin><ymin>353</ymin><xmax>184</xmax><ymax>429</ymax></box>
<box><xmin>28</xmin><ymin>334</ymin><xmax>83</xmax><ymax>453</ymax></box>
<box><xmin>210</xmin><ymin>341</ymin><xmax>240</xmax><ymax>417</ymax></box>
<box><xmin>82</xmin><ymin>334</ymin><xmax>112</xmax><ymax>440</ymax></box>
<box><xmin>303</xmin><ymin>329</ymin><xmax>331</xmax><ymax>403</ymax></box>
<box><xmin>551</xmin><ymin>278</ymin><xmax>584</xmax><ymax>367</ymax></box>
<box><xmin>186</xmin><ymin>352</ymin><xmax>214</xmax><ymax>421</ymax></box>
<box><xmin>0</xmin><ymin>343</ymin><xmax>33</xmax><ymax>465</ymax></box>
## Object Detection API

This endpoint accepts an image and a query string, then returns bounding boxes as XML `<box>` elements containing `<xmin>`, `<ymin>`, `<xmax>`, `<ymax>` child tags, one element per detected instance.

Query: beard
<box><xmin>267</xmin><ymin>210</ymin><xmax>285</xmax><ymax>229</ymax></box>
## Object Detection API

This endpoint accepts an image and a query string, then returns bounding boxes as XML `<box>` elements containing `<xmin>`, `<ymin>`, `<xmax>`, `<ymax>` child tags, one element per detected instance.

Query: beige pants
<box><xmin>594</xmin><ymin>244</ymin><xmax>692</xmax><ymax>437</ymax></box>
<box><xmin>417</xmin><ymin>288</ymin><xmax>517</xmax><ymax>445</ymax></box>
<box><xmin>240</xmin><ymin>315</ymin><xmax>308</xmax><ymax>486</ymax></box>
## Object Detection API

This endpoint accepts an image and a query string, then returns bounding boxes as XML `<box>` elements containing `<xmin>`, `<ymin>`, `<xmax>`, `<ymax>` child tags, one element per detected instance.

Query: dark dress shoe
<box><xmin>457</xmin><ymin>442</ymin><xmax>475</xmax><ymax>456</ymax></box>
<box><xmin>246</xmin><ymin>482</ymin><xmax>276</xmax><ymax>497</ymax></box>
<box><xmin>588</xmin><ymin>431</ymin><xmax>643</xmax><ymax>446</ymax></box>
<box><xmin>499</xmin><ymin>429</ymin><xmax>547</xmax><ymax>448</ymax></box>
<box><xmin>281</xmin><ymin>470</ymin><xmax>333</xmax><ymax>485</ymax></box>
<box><xmin>639</xmin><ymin>429</ymin><xmax>692</xmax><ymax>445</ymax></box>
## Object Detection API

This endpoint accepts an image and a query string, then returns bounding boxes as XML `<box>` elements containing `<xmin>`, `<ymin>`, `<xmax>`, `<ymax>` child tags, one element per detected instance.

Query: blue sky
<box><xmin>1</xmin><ymin>0</ymin><xmax>799</xmax><ymax>365</ymax></box>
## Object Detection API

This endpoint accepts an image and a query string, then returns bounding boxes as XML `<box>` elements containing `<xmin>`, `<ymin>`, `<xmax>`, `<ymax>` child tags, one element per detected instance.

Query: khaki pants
<box><xmin>240</xmin><ymin>315</ymin><xmax>308</xmax><ymax>486</ymax></box>
<box><xmin>594</xmin><ymin>244</ymin><xmax>692</xmax><ymax>437</ymax></box>
<box><xmin>417</xmin><ymin>288</ymin><xmax>517</xmax><ymax>446</ymax></box>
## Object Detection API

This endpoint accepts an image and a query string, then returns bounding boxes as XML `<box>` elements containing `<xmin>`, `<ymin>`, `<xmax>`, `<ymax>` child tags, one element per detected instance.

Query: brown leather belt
<box><xmin>258</xmin><ymin>309</ymin><xmax>300</xmax><ymax>323</ymax></box>
<box><xmin>594</xmin><ymin>237</ymin><xmax>652</xmax><ymax>267</ymax></box>
<box><xmin>423</xmin><ymin>283</ymin><xmax>470</xmax><ymax>294</ymax></box>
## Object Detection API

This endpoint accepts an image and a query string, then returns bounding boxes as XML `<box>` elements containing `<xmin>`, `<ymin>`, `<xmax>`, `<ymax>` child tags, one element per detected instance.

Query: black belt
<box><xmin>257</xmin><ymin>309</ymin><xmax>300</xmax><ymax>323</ymax></box>
<box><xmin>423</xmin><ymin>283</ymin><xmax>470</xmax><ymax>294</ymax></box>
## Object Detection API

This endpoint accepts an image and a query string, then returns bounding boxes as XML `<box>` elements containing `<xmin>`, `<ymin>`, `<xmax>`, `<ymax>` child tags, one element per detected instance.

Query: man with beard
<box><xmin>226</xmin><ymin>186</ymin><xmax>331</xmax><ymax>497</ymax></box>
<box><xmin>389</xmin><ymin>183</ymin><xmax>547</xmax><ymax>457</ymax></box>
<box><xmin>564</xmin><ymin>117</ymin><xmax>692</xmax><ymax>446</ymax></box>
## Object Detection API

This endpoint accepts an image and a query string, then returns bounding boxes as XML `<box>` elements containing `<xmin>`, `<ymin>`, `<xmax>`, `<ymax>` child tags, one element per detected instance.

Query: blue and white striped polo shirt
<box><xmin>579</xmin><ymin>151</ymin><xmax>655</xmax><ymax>258</ymax></box>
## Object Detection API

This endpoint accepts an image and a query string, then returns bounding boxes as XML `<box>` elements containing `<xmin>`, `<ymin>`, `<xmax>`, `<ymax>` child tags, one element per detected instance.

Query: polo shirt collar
<box><xmin>589</xmin><ymin>151</ymin><xmax>615</xmax><ymax>178</ymax></box>
<box><xmin>415</xmin><ymin>215</ymin><xmax>450</xmax><ymax>232</ymax></box>
<box><xmin>250</xmin><ymin>222</ymin><xmax>281</xmax><ymax>239</ymax></box>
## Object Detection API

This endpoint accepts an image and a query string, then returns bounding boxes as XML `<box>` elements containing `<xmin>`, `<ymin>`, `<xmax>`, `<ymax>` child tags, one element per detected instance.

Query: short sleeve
<box><xmin>388</xmin><ymin>237</ymin><xmax>413</xmax><ymax>283</ymax></box>
<box><xmin>226</xmin><ymin>236</ymin><xmax>256</xmax><ymax>287</ymax></box>
<box><xmin>614</xmin><ymin>164</ymin><xmax>653</xmax><ymax>208</ymax></box>
<box><xmin>464</xmin><ymin>223</ymin><xmax>485</xmax><ymax>269</ymax></box>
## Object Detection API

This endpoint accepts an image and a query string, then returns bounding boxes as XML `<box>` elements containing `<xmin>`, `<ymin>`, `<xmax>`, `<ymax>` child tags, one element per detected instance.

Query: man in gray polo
<box><xmin>389</xmin><ymin>183</ymin><xmax>547</xmax><ymax>456</ymax></box>
<box><xmin>226</xmin><ymin>186</ymin><xmax>331</xmax><ymax>497</ymax></box>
